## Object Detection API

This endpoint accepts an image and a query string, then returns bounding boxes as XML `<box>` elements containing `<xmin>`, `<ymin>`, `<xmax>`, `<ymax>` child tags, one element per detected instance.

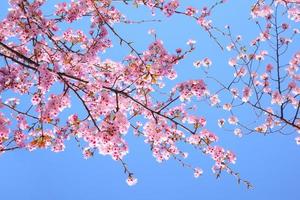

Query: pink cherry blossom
<box><xmin>218</xmin><ymin>119</ymin><xmax>225</xmax><ymax>128</ymax></box>
<box><xmin>210</xmin><ymin>94</ymin><xmax>220</xmax><ymax>106</ymax></box>
<box><xmin>126</xmin><ymin>176</ymin><xmax>138</xmax><ymax>186</ymax></box>
<box><xmin>234</xmin><ymin>128</ymin><xmax>242</xmax><ymax>137</ymax></box>
<box><xmin>194</xmin><ymin>168</ymin><xmax>203</xmax><ymax>178</ymax></box>
<box><xmin>251</xmin><ymin>5</ymin><xmax>273</xmax><ymax>18</ymax></box>
<box><xmin>0</xmin><ymin>0</ymin><xmax>298</xmax><ymax>188</ymax></box>
<box><xmin>228</xmin><ymin>116</ymin><xmax>239</xmax><ymax>125</ymax></box>
<box><xmin>271</xmin><ymin>91</ymin><xmax>283</xmax><ymax>105</ymax></box>
<box><xmin>163</xmin><ymin>0</ymin><xmax>179</xmax><ymax>17</ymax></box>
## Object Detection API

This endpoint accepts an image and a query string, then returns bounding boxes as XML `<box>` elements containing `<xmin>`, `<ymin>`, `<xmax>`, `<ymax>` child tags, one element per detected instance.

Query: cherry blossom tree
<box><xmin>0</xmin><ymin>0</ymin><xmax>298</xmax><ymax>188</ymax></box>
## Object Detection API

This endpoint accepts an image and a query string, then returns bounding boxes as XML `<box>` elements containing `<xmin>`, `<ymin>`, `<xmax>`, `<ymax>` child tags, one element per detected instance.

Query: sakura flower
<box><xmin>174</xmin><ymin>80</ymin><xmax>207</xmax><ymax>101</ymax></box>
<box><xmin>293</xmin><ymin>28</ymin><xmax>300</xmax><ymax>34</ymax></box>
<box><xmin>185</xmin><ymin>7</ymin><xmax>198</xmax><ymax>16</ymax></box>
<box><xmin>51</xmin><ymin>139</ymin><xmax>65</xmax><ymax>152</ymax></box>
<box><xmin>38</xmin><ymin>65</ymin><xmax>56</xmax><ymax>93</ymax></box>
<box><xmin>226</xmin><ymin>43</ymin><xmax>234</xmax><ymax>51</ymax></box>
<box><xmin>255</xmin><ymin>124</ymin><xmax>268</xmax><ymax>133</ymax></box>
<box><xmin>186</xmin><ymin>134</ymin><xmax>201</xmax><ymax>145</ymax></box>
<box><xmin>193</xmin><ymin>60</ymin><xmax>202</xmax><ymax>68</ymax></box>
<box><xmin>266</xmin><ymin>64</ymin><xmax>273</xmax><ymax>72</ymax></box>
<box><xmin>55</xmin><ymin>2</ymin><xmax>67</xmax><ymax>16</ymax></box>
<box><xmin>148</xmin><ymin>29</ymin><xmax>156</xmax><ymax>35</ymax></box>
<box><xmin>176</xmin><ymin>48</ymin><xmax>182</xmax><ymax>54</ymax></box>
<box><xmin>0</xmin><ymin>113</ymin><xmax>10</xmax><ymax>143</ymax></box>
<box><xmin>201</xmin><ymin>58</ymin><xmax>212</xmax><ymax>67</ymax></box>
<box><xmin>251</xmin><ymin>5</ymin><xmax>273</xmax><ymax>18</ymax></box>
<box><xmin>197</xmin><ymin>17</ymin><xmax>212</xmax><ymax>29</ymax></box>
<box><xmin>200</xmin><ymin>129</ymin><xmax>218</xmax><ymax>143</ymax></box>
<box><xmin>230</xmin><ymin>88</ymin><xmax>239</xmax><ymax>98</ymax></box>
<box><xmin>234</xmin><ymin>67</ymin><xmax>246</xmax><ymax>77</ymax></box>
<box><xmin>260</xmin><ymin>31</ymin><xmax>270</xmax><ymax>41</ymax></box>
<box><xmin>83</xmin><ymin>148</ymin><xmax>93</xmax><ymax>159</ymax></box>
<box><xmin>223</xmin><ymin>103</ymin><xmax>232</xmax><ymax>111</ymax></box>
<box><xmin>186</xmin><ymin>116</ymin><xmax>206</xmax><ymax>128</ymax></box>
<box><xmin>14</xmin><ymin>130</ymin><xmax>27</xmax><ymax>147</ymax></box>
<box><xmin>210</xmin><ymin>94</ymin><xmax>220</xmax><ymax>106</ymax></box>
<box><xmin>281</xmin><ymin>23</ymin><xmax>289</xmax><ymax>30</ymax></box>
<box><xmin>228</xmin><ymin>58</ymin><xmax>237</xmax><ymax>67</ymax></box>
<box><xmin>126</xmin><ymin>176</ymin><xmax>138</xmax><ymax>186</ymax></box>
<box><xmin>181</xmin><ymin>152</ymin><xmax>188</xmax><ymax>158</ymax></box>
<box><xmin>16</xmin><ymin>114</ymin><xmax>29</xmax><ymax>130</ymax></box>
<box><xmin>68</xmin><ymin>114</ymin><xmax>80</xmax><ymax>126</ymax></box>
<box><xmin>236</xmin><ymin>35</ymin><xmax>242</xmax><ymax>41</ymax></box>
<box><xmin>218</xmin><ymin>119</ymin><xmax>225</xmax><ymax>128</ymax></box>
<box><xmin>271</xmin><ymin>91</ymin><xmax>283</xmax><ymax>105</ymax></box>
<box><xmin>31</xmin><ymin>92</ymin><xmax>42</xmax><ymax>105</ymax></box>
<box><xmin>193</xmin><ymin>168</ymin><xmax>203</xmax><ymax>178</ymax></box>
<box><xmin>228</xmin><ymin>116</ymin><xmax>238</xmax><ymax>125</ymax></box>
<box><xmin>226</xmin><ymin>151</ymin><xmax>237</xmax><ymax>164</ymax></box>
<box><xmin>280</xmin><ymin>37</ymin><xmax>292</xmax><ymax>45</ymax></box>
<box><xmin>288</xmin><ymin>7</ymin><xmax>300</xmax><ymax>22</ymax></box>
<box><xmin>186</xmin><ymin>39</ymin><xmax>196</xmax><ymax>46</ymax></box>
<box><xmin>234</xmin><ymin>128</ymin><xmax>242</xmax><ymax>137</ymax></box>
<box><xmin>163</xmin><ymin>0</ymin><xmax>179</xmax><ymax>17</ymax></box>
<box><xmin>242</xmin><ymin>87</ymin><xmax>251</xmax><ymax>102</ymax></box>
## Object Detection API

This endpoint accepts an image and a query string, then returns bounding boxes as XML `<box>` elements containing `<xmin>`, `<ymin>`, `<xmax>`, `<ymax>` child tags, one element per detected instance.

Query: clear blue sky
<box><xmin>0</xmin><ymin>1</ymin><xmax>300</xmax><ymax>200</ymax></box>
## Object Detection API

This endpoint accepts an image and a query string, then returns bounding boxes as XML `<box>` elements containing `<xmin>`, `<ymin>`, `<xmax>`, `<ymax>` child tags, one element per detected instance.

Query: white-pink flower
<box><xmin>201</xmin><ymin>58</ymin><xmax>212</xmax><ymax>67</ymax></box>
<box><xmin>228</xmin><ymin>58</ymin><xmax>237</xmax><ymax>67</ymax></box>
<box><xmin>126</xmin><ymin>176</ymin><xmax>138</xmax><ymax>186</ymax></box>
<box><xmin>271</xmin><ymin>91</ymin><xmax>283</xmax><ymax>105</ymax></box>
<box><xmin>210</xmin><ymin>94</ymin><xmax>220</xmax><ymax>106</ymax></box>
<box><xmin>193</xmin><ymin>168</ymin><xmax>203</xmax><ymax>178</ymax></box>
<box><xmin>223</xmin><ymin>103</ymin><xmax>232</xmax><ymax>111</ymax></box>
<box><xmin>228</xmin><ymin>116</ymin><xmax>239</xmax><ymax>125</ymax></box>
<box><xmin>218</xmin><ymin>119</ymin><xmax>225</xmax><ymax>128</ymax></box>
<box><xmin>234</xmin><ymin>128</ymin><xmax>242</xmax><ymax>137</ymax></box>
<box><xmin>186</xmin><ymin>39</ymin><xmax>196</xmax><ymax>46</ymax></box>
<box><xmin>242</xmin><ymin>87</ymin><xmax>251</xmax><ymax>102</ymax></box>
<box><xmin>255</xmin><ymin>124</ymin><xmax>268</xmax><ymax>133</ymax></box>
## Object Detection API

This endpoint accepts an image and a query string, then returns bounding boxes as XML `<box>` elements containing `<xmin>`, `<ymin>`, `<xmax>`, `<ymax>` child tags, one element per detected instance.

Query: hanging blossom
<box><xmin>6</xmin><ymin>0</ymin><xmax>300</xmax><ymax>188</ymax></box>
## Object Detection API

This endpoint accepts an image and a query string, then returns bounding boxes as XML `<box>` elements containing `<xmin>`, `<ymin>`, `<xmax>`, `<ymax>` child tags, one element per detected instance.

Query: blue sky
<box><xmin>0</xmin><ymin>1</ymin><xmax>300</xmax><ymax>200</ymax></box>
